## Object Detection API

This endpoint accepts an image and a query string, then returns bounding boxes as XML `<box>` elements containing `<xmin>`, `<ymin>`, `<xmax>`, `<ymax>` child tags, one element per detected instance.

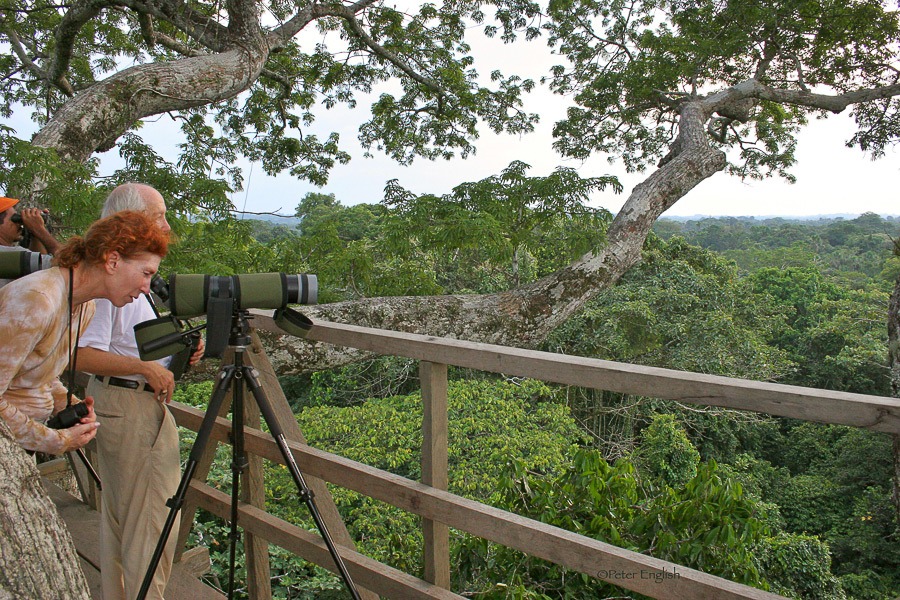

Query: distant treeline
<box><xmin>653</xmin><ymin>212</ymin><xmax>900</xmax><ymax>287</ymax></box>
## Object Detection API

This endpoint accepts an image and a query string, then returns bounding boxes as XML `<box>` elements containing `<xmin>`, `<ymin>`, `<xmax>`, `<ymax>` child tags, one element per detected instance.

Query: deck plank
<box><xmin>44</xmin><ymin>480</ymin><xmax>225</xmax><ymax>600</ymax></box>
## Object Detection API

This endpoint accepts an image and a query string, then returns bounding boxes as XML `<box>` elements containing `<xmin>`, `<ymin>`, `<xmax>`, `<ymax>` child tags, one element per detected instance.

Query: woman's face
<box><xmin>106</xmin><ymin>251</ymin><xmax>162</xmax><ymax>307</ymax></box>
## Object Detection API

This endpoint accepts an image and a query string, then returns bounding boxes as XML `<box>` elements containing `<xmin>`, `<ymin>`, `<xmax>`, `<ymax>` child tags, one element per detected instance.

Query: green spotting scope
<box><xmin>0</xmin><ymin>249</ymin><xmax>52</xmax><ymax>279</ymax></box>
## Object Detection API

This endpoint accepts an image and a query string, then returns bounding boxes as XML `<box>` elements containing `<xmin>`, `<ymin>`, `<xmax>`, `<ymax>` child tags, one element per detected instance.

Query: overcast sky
<box><xmin>219</xmin><ymin>101</ymin><xmax>899</xmax><ymax>220</ymax></box>
<box><xmin>220</xmin><ymin>29</ymin><xmax>900</xmax><ymax>221</ymax></box>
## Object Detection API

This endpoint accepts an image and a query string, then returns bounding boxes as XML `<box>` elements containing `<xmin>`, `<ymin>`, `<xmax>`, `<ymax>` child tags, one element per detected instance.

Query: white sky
<box><xmin>222</xmin><ymin>28</ymin><xmax>900</xmax><ymax>220</ymax></box>
<box><xmin>219</xmin><ymin>101</ymin><xmax>899</xmax><ymax>220</ymax></box>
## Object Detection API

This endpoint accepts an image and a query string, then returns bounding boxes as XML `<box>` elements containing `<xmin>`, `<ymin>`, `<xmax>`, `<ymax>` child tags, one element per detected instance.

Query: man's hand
<box><xmin>140</xmin><ymin>361</ymin><xmax>176</xmax><ymax>404</ymax></box>
<box><xmin>189</xmin><ymin>337</ymin><xmax>205</xmax><ymax>366</ymax></box>
<box><xmin>19</xmin><ymin>207</ymin><xmax>59</xmax><ymax>254</ymax></box>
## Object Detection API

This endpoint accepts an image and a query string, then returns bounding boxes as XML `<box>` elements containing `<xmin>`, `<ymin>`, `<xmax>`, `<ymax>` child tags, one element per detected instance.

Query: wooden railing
<box><xmin>155</xmin><ymin>312</ymin><xmax>900</xmax><ymax>600</ymax></box>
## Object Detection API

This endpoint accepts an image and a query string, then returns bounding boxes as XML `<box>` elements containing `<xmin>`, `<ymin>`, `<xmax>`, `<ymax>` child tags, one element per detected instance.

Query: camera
<box><xmin>0</xmin><ymin>249</ymin><xmax>53</xmax><ymax>279</ymax></box>
<box><xmin>47</xmin><ymin>402</ymin><xmax>89</xmax><ymax>429</ymax></box>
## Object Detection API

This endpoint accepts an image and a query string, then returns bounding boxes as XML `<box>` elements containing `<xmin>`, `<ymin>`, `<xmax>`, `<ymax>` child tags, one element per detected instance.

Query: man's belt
<box><xmin>94</xmin><ymin>375</ymin><xmax>155</xmax><ymax>393</ymax></box>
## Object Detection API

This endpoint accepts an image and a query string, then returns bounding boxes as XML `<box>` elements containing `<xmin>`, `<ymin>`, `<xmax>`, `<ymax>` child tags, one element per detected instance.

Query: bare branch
<box><xmin>47</xmin><ymin>0</ymin><xmax>109</xmax><ymax>85</ymax></box>
<box><xmin>115</xmin><ymin>0</ymin><xmax>229</xmax><ymax>52</ymax></box>
<box><xmin>139</xmin><ymin>12</ymin><xmax>206</xmax><ymax>57</ymax></box>
<box><xmin>337</xmin><ymin>6</ymin><xmax>445</xmax><ymax>96</ymax></box>
<box><xmin>727</xmin><ymin>79</ymin><xmax>900</xmax><ymax>114</ymax></box>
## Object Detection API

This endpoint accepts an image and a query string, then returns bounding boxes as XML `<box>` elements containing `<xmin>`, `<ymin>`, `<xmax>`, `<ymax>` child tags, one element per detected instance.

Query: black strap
<box><xmin>144</xmin><ymin>292</ymin><xmax>161</xmax><ymax>318</ymax></box>
<box><xmin>66</xmin><ymin>268</ymin><xmax>84</xmax><ymax>408</ymax></box>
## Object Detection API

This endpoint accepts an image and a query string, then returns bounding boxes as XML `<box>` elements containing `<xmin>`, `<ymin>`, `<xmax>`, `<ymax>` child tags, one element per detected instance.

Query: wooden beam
<box><xmin>189</xmin><ymin>481</ymin><xmax>467</xmax><ymax>600</ymax></box>
<box><xmin>249</xmin><ymin>314</ymin><xmax>900</xmax><ymax>435</ymax></box>
<box><xmin>241</xmin><ymin>385</ymin><xmax>272</xmax><ymax>600</ymax></box>
<box><xmin>245</xmin><ymin>332</ymin><xmax>380</xmax><ymax>600</ymax></box>
<box><xmin>420</xmin><ymin>361</ymin><xmax>450</xmax><ymax>589</ymax></box>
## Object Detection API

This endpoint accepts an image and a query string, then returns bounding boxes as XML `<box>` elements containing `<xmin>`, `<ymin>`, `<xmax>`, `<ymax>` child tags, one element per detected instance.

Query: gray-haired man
<box><xmin>77</xmin><ymin>182</ymin><xmax>203</xmax><ymax>600</ymax></box>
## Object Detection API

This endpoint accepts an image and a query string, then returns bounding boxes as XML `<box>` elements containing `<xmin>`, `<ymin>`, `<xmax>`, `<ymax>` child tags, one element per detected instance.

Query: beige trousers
<box><xmin>88</xmin><ymin>378</ymin><xmax>181</xmax><ymax>600</ymax></box>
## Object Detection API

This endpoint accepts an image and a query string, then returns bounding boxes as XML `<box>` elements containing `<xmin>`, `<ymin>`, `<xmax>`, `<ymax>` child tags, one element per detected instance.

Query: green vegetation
<box><xmin>171</xmin><ymin>201</ymin><xmax>899</xmax><ymax>599</ymax></box>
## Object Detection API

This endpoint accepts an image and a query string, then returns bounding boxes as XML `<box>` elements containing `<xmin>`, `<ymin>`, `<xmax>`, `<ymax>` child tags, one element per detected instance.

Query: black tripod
<box><xmin>137</xmin><ymin>310</ymin><xmax>362</xmax><ymax>600</ymax></box>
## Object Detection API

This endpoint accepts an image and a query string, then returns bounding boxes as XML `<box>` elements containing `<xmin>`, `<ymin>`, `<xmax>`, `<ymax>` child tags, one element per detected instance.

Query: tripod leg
<box><xmin>227</xmin><ymin>361</ymin><xmax>248</xmax><ymax>599</ymax></box>
<box><xmin>242</xmin><ymin>365</ymin><xmax>363</xmax><ymax>600</ymax></box>
<box><xmin>136</xmin><ymin>365</ymin><xmax>237</xmax><ymax>600</ymax></box>
<box><xmin>73</xmin><ymin>447</ymin><xmax>102</xmax><ymax>490</ymax></box>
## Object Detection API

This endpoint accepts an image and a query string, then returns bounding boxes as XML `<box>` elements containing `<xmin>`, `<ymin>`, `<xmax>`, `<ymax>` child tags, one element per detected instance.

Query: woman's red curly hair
<box><xmin>56</xmin><ymin>210</ymin><xmax>168</xmax><ymax>268</ymax></box>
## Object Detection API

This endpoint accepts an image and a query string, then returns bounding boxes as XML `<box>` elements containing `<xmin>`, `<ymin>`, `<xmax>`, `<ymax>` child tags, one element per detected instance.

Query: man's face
<box><xmin>142</xmin><ymin>192</ymin><xmax>171</xmax><ymax>233</ymax></box>
<box><xmin>0</xmin><ymin>207</ymin><xmax>22</xmax><ymax>246</ymax></box>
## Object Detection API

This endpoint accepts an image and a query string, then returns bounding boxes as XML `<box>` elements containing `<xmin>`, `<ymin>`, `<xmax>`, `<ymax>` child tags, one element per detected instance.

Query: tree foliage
<box><xmin>383</xmin><ymin>160</ymin><xmax>617</xmax><ymax>285</ymax></box>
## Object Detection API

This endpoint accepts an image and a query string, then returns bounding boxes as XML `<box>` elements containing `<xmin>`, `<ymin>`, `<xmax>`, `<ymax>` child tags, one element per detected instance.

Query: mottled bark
<box><xmin>0</xmin><ymin>422</ymin><xmax>91</xmax><ymax>600</ymax></box>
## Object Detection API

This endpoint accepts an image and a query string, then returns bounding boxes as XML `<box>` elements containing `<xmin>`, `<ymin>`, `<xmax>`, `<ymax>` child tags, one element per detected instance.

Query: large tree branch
<box><xmin>47</xmin><ymin>0</ymin><xmax>109</xmax><ymax>86</ymax></box>
<box><xmin>729</xmin><ymin>79</ymin><xmax>900</xmax><ymax>114</ymax></box>
<box><xmin>261</xmin><ymin>100</ymin><xmax>727</xmax><ymax>374</ymax></box>
<box><xmin>32</xmin><ymin>45</ymin><xmax>268</xmax><ymax>161</ymax></box>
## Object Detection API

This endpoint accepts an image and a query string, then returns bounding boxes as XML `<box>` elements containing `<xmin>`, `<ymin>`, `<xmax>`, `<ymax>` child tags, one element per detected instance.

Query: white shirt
<box><xmin>78</xmin><ymin>295</ymin><xmax>168</xmax><ymax>383</ymax></box>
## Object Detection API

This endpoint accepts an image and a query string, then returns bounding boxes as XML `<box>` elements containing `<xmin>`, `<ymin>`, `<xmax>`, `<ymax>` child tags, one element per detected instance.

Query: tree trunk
<box><xmin>0</xmin><ymin>421</ymin><xmax>91</xmax><ymax>600</ymax></box>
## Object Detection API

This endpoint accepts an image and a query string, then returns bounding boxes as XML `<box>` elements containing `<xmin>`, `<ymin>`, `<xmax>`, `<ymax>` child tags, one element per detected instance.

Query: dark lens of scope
<box><xmin>150</xmin><ymin>275</ymin><xmax>170</xmax><ymax>302</ymax></box>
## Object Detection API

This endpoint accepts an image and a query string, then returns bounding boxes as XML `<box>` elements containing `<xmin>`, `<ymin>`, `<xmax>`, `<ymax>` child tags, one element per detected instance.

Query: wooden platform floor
<box><xmin>44</xmin><ymin>480</ymin><xmax>225</xmax><ymax>600</ymax></box>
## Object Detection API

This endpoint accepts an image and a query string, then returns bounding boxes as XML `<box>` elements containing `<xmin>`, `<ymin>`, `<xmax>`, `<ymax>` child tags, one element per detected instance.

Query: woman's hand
<box><xmin>78</xmin><ymin>396</ymin><xmax>97</xmax><ymax>424</ymax></box>
<box><xmin>61</xmin><ymin>397</ymin><xmax>100</xmax><ymax>450</ymax></box>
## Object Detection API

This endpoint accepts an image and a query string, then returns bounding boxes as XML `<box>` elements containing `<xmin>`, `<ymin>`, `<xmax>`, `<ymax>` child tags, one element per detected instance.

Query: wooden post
<box><xmin>65</xmin><ymin>448</ymin><xmax>101</xmax><ymax>511</ymax></box>
<box><xmin>242</xmin><ymin>388</ymin><xmax>273</xmax><ymax>600</ymax></box>
<box><xmin>246</xmin><ymin>332</ymin><xmax>380</xmax><ymax>600</ymax></box>
<box><xmin>420</xmin><ymin>361</ymin><xmax>450</xmax><ymax>589</ymax></box>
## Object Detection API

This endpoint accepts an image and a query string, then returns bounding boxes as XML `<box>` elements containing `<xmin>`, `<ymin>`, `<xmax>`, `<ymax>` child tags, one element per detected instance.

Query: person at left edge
<box><xmin>0</xmin><ymin>210</ymin><xmax>169</xmax><ymax>455</ymax></box>
<box><xmin>0</xmin><ymin>195</ymin><xmax>62</xmax><ymax>290</ymax></box>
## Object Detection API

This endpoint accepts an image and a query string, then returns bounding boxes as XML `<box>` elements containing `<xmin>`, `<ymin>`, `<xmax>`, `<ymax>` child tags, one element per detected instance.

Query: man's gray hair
<box><xmin>102</xmin><ymin>183</ymin><xmax>153</xmax><ymax>217</ymax></box>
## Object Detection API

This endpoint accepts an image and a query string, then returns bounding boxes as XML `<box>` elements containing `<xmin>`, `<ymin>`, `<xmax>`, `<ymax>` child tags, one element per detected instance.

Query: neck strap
<box><xmin>67</xmin><ymin>267</ymin><xmax>84</xmax><ymax>407</ymax></box>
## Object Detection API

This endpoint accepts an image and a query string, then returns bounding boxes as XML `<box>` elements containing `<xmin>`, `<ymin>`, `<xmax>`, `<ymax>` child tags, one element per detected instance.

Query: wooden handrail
<box><xmin>252</xmin><ymin>312</ymin><xmax>900</xmax><ymax>435</ymax></box>
<box><xmin>148</xmin><ymin>313</ymin><xmax>900</xmax><ymax>599</ymax></box>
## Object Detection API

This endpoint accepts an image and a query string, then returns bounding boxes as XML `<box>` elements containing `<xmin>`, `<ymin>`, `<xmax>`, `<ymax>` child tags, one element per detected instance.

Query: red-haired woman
<box><xmin>0</xmin><ymin>210</ymin><xmax>168</xmax><ymax>454</ymax></box>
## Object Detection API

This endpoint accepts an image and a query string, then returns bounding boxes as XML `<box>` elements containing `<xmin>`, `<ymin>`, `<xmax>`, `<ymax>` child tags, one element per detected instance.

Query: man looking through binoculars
<box><xmin>76</xmin><ymin>183</ymin><xmax>205</xmax><ymax>600</ymax></box>
<box><xmin>0</xmin><ymin>196</ymin><xmax>61</xmax><ymax>289</ymax></box>
<box><xmin>0</xmin><ymin>195</ymin><xmax>60</xmax><ymax>254</ymax></box>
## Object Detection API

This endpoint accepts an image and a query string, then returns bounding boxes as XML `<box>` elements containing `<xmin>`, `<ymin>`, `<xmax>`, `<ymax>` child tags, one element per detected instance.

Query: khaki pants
<box><xmin>88</xmin><ymin>378</ymin><xmax>181</xmax><ymax>600</ymax></box>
